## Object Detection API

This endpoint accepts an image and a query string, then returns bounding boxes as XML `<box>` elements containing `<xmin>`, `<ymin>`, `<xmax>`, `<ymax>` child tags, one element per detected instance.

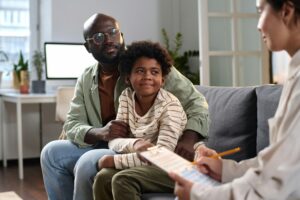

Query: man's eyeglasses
<box><xmin>86</xmin><ymin>28</ymin><xmax>120</xmax><ymax>45</ymax></box>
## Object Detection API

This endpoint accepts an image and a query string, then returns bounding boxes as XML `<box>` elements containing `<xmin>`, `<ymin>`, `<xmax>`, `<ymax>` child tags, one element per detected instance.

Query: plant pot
<box><xmin>13</xmin><ymin>71</ymin><xmax>20</xmax><ymax>89</ymax></box>
<box><xmin>19</xmin><ymin>70</ymin><xmax>29</xmax><ymax>94</ymax></box>
<box><xmin>32</xmin><ymin>80</ymin><xmax>45</xmax><ymax>93</ymax></box>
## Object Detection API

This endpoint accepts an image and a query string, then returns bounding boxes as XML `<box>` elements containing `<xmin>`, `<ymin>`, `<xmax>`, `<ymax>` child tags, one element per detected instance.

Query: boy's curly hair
<box><xmin>119</xmin><ymin>40</ymin><xmax>173</xmax><ymax>76</ymax></box>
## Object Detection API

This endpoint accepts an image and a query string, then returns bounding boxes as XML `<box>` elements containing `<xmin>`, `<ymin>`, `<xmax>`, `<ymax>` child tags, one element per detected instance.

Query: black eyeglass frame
<box><xmin>86</xmin><ymin>28</ymin><xmax>120</xmax><ymax>45</ymax></box>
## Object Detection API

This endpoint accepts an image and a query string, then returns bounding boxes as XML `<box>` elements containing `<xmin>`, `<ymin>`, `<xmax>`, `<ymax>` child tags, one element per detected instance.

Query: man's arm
<box><xmin>175</xmin><ymin>130</ymin><xmax>205</xmax><ymax>161</ymax></box>
<box><xmin>163</xmin><ymin>67</ymin><xmax>210</xmax><ymax>160</ymax></box>
<box><xmin>63</xmin><ymin>67</ymin><xmax>129</xmax><ymax>147</ymax></box>
<box><xmin>63</xmin><ymin>70</ymin><xmax>96</xmax><ymax>147</ymax></box>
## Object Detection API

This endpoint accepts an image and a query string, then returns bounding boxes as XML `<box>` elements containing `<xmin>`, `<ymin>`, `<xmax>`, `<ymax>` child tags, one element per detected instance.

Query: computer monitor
<box><xmin>44</xmin><ymin>42</ymin><xmax>96</xmax><ymax>80</ymax></box>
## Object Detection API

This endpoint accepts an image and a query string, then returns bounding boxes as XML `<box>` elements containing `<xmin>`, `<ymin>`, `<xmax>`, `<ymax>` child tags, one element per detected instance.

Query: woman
<box><xmin>169</xmin><ymin>0</ymin><xmax>300</xmax><ymax>199</ymax></box>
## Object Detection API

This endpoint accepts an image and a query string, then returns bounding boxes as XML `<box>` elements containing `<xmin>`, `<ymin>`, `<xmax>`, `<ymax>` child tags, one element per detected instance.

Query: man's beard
<box><xmin>95</xmin><ymin>42</ymin><xmax>125</xmax><ymax>65</ymax></box>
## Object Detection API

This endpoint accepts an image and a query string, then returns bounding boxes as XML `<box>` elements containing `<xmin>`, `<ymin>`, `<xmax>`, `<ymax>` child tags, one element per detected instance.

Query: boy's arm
<box><xmin>155</xmin><ymin>101</ymin><xmax>187</xmax><ymax>151</ymax></box>
<box><xmin>108</xmin><ymin>88</ymin><xmax>138</xmax><ymax>153</ymax></box>
<box><xmin>108</xmin><ymin>138</ymin><xmax>141</xmax><ymax>153</ymax></box>
<box><xmin>113</xmin><ymin>101</ymin><xmax>187</xmax><ymax>169</ymax></box>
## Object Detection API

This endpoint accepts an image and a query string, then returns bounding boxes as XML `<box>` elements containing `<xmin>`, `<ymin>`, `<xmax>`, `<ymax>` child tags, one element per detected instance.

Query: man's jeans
<box><xmin>40</xmin><ymin>140</ymin><xmax>115</xmax><ymax>200</ymax></box>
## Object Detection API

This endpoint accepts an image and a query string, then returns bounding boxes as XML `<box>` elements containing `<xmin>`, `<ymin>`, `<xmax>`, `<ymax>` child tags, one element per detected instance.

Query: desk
<box><xmin>0</xmin><ymin>90</ymin><xmax>56</xmax><ymax>179</ymax></box>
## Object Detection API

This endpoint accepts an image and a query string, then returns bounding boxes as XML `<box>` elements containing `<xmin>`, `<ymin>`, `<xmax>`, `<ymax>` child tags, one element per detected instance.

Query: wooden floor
<box><xmin>0</xmin><ymin>159</ymin><xmax>47</xmax><ymax>200</ymax></box>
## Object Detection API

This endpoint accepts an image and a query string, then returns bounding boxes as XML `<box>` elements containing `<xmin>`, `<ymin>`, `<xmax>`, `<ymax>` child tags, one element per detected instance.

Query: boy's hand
<box><xmin>134</xmin><ymin>139</ymin><xmax>154</xmax><ymax>163</ymax></box>
<box><xmin>133</xmin><ymin>139</ymin><xmax>154</xmax><ymax>152</ymax></box>
<box><xmin>98</xmin><ymin>155</ymin><xmax>115</xmax><ymax>170</ymax></box>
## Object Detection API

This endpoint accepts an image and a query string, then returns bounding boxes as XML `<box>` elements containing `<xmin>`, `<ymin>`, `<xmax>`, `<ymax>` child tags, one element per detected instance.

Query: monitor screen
<box><xmin>44</xmin><ymin>42</ymin><xmax>97</xmax><ymax>79</ymax></box>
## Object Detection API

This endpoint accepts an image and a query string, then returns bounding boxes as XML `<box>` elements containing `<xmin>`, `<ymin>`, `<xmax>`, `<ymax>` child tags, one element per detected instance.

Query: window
<box><xmin>0</xmin><ymin>0</ymin><xmax>30</xmax><ymax>87</ymax></box>
<box><xmin>198</xmin><ymin>0</ymin><xmax>270</xmax><ymax>86</ymax></box>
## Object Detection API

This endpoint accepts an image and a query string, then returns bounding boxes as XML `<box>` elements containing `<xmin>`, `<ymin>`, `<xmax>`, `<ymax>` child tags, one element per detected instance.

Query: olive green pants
<box><xmin>93</xmin><ymin>166</ymin><xmax>174</xmax><ymax>200</ymax></box>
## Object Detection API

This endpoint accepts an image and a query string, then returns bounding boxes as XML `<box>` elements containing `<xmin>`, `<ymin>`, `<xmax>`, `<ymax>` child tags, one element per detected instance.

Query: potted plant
<box><xmin>161</xmin><ymin>28</ymin><xmax>199</xmax><ymax>84</ymax></box>
<box><xmin>13</xmin><ymin>51</ymin><xmax>29</xmax><ymax>93</ymax></box>
<box><xmin>31</xmin><ymin>50</ymin><xmax>46</xmax><ymax>93</ymax></box>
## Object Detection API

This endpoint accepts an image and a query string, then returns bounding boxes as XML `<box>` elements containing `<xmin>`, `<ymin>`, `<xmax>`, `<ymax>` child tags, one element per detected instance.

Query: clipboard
<box><xmin>140</xmin><ymin>146</ymin><xmax>221</xmax><ymax>187</ymax></box>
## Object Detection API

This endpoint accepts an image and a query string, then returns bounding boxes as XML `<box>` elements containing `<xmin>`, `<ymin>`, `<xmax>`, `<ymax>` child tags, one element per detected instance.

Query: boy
<box><xmin>93</xmin><ymin>41</ymin><xmax>187</xmax><ymax>200</ymax></box>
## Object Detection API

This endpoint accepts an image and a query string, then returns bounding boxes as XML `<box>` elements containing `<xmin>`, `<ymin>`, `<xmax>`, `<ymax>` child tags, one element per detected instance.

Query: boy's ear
<box><xmin>125</xmin><ymin>75</ymin><xmax>131</xmax><ymax>85</ymax></box>
<box><xmin>162</xmin><ymin>77</ymin><xmax>165</xmax><ymax>86</ymax></box>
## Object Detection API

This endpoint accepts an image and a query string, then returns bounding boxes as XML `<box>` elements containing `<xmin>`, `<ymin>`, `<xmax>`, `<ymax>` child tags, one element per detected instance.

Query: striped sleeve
<box><xmin>115</xmin><ymin>89</ymin><xmax>129</xmax><ymax>122</ymax></box>
<box><xmin>156</xmin><ymin>101</ymin><xmax>187</xmax><ymax>151</ymax></box>
<box><xmin>109</xmin><ymin>88</ymin><xmax>136</xmax><ymax>153</ymax></box>
<box><xmin>114</xmin><ymin>152</ymin><xmax>148</xmax><ymax>169</ymax></box>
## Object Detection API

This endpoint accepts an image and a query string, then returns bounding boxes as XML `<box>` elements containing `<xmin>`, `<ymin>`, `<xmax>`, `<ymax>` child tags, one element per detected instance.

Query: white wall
<box><xmin>1</xmin><ymin>0</ymin><xmax>199</xmax><ymax>160</ymax></box>
<box><xmin>40</xmin><ymin>0</ymin><xmax>198</xmax><ymax>51</ymax></box>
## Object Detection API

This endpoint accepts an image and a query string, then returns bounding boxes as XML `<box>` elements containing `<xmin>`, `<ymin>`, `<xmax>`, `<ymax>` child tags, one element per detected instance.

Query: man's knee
<box><xmin>74</xmin><ymin>149</ymin><xmax>115</xmax><ymax>178</ymax></box>
<box><xmin>41</xmin><ymin>140</ymin><xmax>61</xmax><ymax>165</ymax></box>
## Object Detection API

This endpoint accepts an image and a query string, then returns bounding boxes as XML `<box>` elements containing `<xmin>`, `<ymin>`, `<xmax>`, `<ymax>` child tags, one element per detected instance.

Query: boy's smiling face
<box><xmin>129</xmin><ymin>56</ymin><xmax>164</xmax><ymax>99</ymax></box>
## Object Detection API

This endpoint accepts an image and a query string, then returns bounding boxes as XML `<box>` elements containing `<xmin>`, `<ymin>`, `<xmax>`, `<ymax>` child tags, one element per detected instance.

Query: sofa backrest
<box><xmin>195</xmin><ymin>85</ymin><xmax>282</xmax><ymax>161</ymax></box>
<box><xmin>255</xmin><ymin>85</ymin><xmax>282</xmax><ymax>153</ymax></box>
<box><xmin>196</xmin><ymin>86</ymin><xmax>257</xmax><ymax>161</ymax></box>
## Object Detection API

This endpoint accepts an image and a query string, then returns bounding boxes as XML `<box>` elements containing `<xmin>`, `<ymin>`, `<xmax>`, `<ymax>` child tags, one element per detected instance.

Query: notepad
<box><xmin>140</xmin><ymin>146</ymin><xmax>221</xmax><ymax>187</ymax></box>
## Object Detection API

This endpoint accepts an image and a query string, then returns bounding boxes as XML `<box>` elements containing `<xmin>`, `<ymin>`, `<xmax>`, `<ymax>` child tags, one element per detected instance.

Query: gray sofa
<box><xmin>142</xmin><ymin>84</ymin><xmax>282</xmax><ymax>200</ymax></box>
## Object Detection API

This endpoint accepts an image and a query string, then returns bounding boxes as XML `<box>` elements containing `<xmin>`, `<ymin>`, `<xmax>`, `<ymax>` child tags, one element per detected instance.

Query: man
<box><xmin>41</xmin><ymin>13</ymin><xmax>209</xmax><ymax>200</ymax></box>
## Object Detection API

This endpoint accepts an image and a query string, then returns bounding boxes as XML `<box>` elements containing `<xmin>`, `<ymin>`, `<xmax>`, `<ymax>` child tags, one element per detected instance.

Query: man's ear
<box><xmin>84</xmin><ymin>42</ymin><xmax>91</xmax><ymax>53</ymax></box>
<box><xmin>282</xmin><ymin>1</ymin><xmax>296</xmax><ymax>26</ymax></box>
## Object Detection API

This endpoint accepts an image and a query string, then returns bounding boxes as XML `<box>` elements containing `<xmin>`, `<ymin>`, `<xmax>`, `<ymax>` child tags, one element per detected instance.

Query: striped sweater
<box><xmin>109</xmin><ymin>87</ymin><xmax>187</xmax><ymax>169</ymax></box>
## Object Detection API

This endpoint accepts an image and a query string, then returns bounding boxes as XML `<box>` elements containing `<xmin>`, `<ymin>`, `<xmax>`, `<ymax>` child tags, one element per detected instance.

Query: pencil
<box><xmin>209</xmin><ymin>147</ymin><xmax>241</xmax><ymax>159</ymax></box>
<box><xmin>191</xmin><ymin>147</ymin><xmax>241</xmax><ymax>164</ymax></box>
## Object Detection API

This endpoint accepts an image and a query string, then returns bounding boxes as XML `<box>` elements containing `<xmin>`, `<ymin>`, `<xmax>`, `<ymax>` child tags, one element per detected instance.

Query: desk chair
<box><xmin>55</xmin><ymin>86</ymin><xmax>75</xmax><ymax>139</ymax></box>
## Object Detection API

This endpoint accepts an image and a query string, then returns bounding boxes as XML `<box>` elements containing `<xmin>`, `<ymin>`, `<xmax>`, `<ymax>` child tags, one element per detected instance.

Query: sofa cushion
<box><xmin>196</xmin><ymin>86</ymin><xmax>257</xmax><ymax>161</ymax></box>
<box><xmin>255</xmin><ymin>85</ymin><xmax>282</xmax><ymax>153</ymax></box>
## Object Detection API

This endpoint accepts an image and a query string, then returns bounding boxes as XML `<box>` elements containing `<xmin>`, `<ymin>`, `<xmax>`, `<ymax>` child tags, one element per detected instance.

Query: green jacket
<box><xmin>64</xmin><ymin>63</ymin><xmax>209</xmax><ymax>147</ymax></box>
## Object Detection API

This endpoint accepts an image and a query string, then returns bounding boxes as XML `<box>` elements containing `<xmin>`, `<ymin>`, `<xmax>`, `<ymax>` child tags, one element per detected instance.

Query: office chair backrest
<box><xmin>55</xmin><ymin>86</ymin><xmax>75</xmax><ymax>139</ymax></box>
<box><xmin>55</xmin><ymin>86</ymin><xmax>75</xmax><ymax>122</ymax></box>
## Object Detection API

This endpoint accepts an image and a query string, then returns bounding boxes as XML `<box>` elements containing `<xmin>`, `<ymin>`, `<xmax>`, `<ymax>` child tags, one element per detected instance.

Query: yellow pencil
<box><xmin>210</xmin><ymin>147</ymin><xmax>241</xmax><ymax>159</ymax></box>
<box><xmin>191</xmin><ymin>147</ymin><xmax>241</xmax><ymax>164</ymax></box>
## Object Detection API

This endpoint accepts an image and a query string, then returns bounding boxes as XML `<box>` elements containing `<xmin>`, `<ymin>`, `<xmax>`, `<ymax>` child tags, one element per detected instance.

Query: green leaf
<box><xmin>161</xmin><ymin>29</ymin><xmax>200</xmax><ymax>84</ymax></box>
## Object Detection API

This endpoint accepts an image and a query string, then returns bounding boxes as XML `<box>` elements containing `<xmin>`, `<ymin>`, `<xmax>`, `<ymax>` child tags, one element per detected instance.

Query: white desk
<box><xmin>0</xmin><ymin>90</ymin><xmax>56</xmax><ymax>179</ymax></box>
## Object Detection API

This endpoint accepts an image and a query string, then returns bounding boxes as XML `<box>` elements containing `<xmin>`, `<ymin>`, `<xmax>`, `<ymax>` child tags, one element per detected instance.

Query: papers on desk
<box><xmin>140</xmin><ymin>146</ymin><xmax>221</xmax><ymax>187</ymax></box>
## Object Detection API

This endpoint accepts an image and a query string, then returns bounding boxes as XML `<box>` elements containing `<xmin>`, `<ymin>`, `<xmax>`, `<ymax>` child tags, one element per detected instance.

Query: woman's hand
<box><xmin>169</xmin><ymin>172</ymin><xmax>194</xmax><ymax>200</ymax></box>
<box><xmin>194</xmin><ymin>145</ymin><xmax>222</xmax><ymax>182</ymax></box>
<box><xmin>194</xmin><ymin>144</ymin><xmax>218</xmax><ymax>160</ymax></box>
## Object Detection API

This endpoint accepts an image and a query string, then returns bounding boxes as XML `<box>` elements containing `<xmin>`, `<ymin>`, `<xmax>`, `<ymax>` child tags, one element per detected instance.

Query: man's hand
<box><xmin>175</xmin><ymin>130</ymin><xmax>202</xmax><ymax>161</ymax></box>
<box><xmin>169</xmin><ymin>172</ymin><xmax>194</xmax><ymax>200</ymax></box>
<box><xmin>98</xmin><ymin>155</ymin><xmax>115</xmax><ymax>170</ymax></box>
<box><xmin>84</xmin><ymin>120</ymin><xmax>129</xmax><ymax>144</ymax></box>
<box><xmin>102</xmin><ymin>120</ymin><xmax>129</xmax><ymax>141</ymax></box>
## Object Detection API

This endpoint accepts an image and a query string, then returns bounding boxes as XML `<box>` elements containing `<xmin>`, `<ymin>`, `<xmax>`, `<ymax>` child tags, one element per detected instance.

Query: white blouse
<box><xmin>191</xmin><ymin>49</ymin><xmax>300</xmax><ymax>200</ymax></box>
